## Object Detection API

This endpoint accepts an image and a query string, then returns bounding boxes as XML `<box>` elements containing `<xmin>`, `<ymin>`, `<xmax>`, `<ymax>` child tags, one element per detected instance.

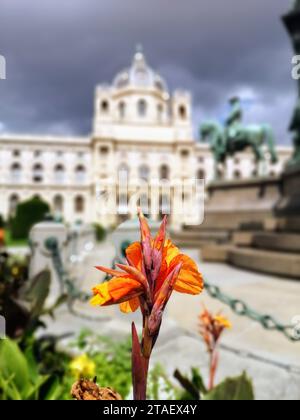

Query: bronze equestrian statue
<box><xmin>200</xmin><ymin>97</ymin><xmax>278</xmax><ymax>179</ymax></box>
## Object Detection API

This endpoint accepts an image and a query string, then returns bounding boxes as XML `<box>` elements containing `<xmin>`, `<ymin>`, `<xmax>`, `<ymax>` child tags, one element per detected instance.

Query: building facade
<box><xmin>0</xmin><ymin>49</ymin><xmax>292</xmax><ymax>227</ymax></box>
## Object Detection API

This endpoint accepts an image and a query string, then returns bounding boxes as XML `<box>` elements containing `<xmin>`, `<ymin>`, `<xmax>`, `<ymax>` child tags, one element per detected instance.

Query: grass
<box><xmin>4</xmin><ymin>229</ymin><xmax>28</xmax><ymax>248</ymax></box>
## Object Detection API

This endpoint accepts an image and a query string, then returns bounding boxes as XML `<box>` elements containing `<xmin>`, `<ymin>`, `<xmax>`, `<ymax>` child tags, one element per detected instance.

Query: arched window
<box><xmin>119</xmin><ymin>101</ymin><xmax>126</xmax><ymax>119</ymax></box>
<box><xmin>54</xmin><ymin>164</ymin><xmax>65</xmax><ymax>183</ymax></box>
<box><xmin>139</xmin><ymin>165</ymin><xmax>150</xmax><ymax>182</ymax></box>
<box><xmin>75</xmin><ymin>165</ymin><xmax>86</xmax><ymax>183</ymax></box>
<box><xmin>118</xmin><ymin>163</ymin><xmax>130</xmax><ymax>180</ymax></box>
<box><xmin>33</xmin><ymin>164</ymin><xmax>43</xmax><ymax>183</ymax></box>
<box><xmin>197</xmin><ymin>169</ymin><xmax>206</xmax><ymax>180</ymax></box>
<box><xmin>100</xmin><ymin>100</ymin><xmax>109</xmax><ymax>113</ymax></box>
<box><xmin>53</xmin><ymin>195</ymin><xmax>64</xmax><ymax>216</ymax></box>
<box><xmin>10</xmin><ymin>163</ymin><xmax>22</xmax><ymax>182</ymax></box>
<box><xmin>160</xmin><ymin>164</ymin><xmax>170</xmax><ymax>180</ymax></box>
<box><xmin>137</xmin><ymin>99</ymin><xmax>147</xmax><ymax>117</ymax></box>
<box><xmin>179</xmin><ymin>105</ymin><xmax>187</xmax><ymax>120</ymax></box>
<box><xmin>9</xmin><ymin>194</ymin><xmax>19</xmax><ymax>216</ymax></box>
<box><xmin>74</xmin><ymin>196</ymin><xmax>85</xmax><ymax>214</ymax></box>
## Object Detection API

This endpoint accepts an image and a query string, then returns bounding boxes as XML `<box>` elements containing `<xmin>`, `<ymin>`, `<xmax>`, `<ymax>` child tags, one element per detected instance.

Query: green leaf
<box><xmin>26</xmin><ymin>270</ymin><xmax>51</xmax><ymax>318</ymax></box>
<box><xmin>204</xmin><ymin>372</ymin><xmax>255</xmax><ymax>401</ymax></box>
<box><xmin>43</xmin><ymin>377</ymin><xmax>63</xmax><ymax>400</ymax></box>
<box><xmin>0</xmin><ymin>339</ymin><xmax>30</xmax><ymax>394</ymax></box>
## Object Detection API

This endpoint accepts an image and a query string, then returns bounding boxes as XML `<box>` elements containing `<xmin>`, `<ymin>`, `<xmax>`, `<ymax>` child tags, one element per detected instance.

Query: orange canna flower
<box><xmin>198</xmin><ymin>307</ymin><xmax>231</xmax><ymax>390</ymax></box>
<box><xmin>91</xmin><ymin>210</ymin><xmax>203</xmax><ymax>321</ymax></box>
<box><xmin>90</xmin><ymin>209</ymin><xmax>204</xmax><ymax>400</ymax></box>
<box><xmin>199</xmin><ymin>308</ymin><xmax>231</xmax><ymax>352</ymax></box>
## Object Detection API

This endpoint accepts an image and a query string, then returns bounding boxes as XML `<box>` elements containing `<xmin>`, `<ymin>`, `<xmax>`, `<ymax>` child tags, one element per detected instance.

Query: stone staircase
<box><xmin>171</xmin><ymin>226</ymin><xmax>230</xmax><ymax>248</ymax></box>
<box><xmin>227</xmin><ymin>231</ymin><xmax>300</xmax><ymax>279</ymax></box>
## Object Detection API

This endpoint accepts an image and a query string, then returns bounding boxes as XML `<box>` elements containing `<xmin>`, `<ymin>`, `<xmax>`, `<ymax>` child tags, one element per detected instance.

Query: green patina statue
<box><xmin>283</xmin><ymin>1</ymin><xmax>300</xmax><ymax>166</ymax></box>
<box><xmin>200</xmin><ymin>97</ymin><xmax>278</xmax><ymax>179</ymax></box>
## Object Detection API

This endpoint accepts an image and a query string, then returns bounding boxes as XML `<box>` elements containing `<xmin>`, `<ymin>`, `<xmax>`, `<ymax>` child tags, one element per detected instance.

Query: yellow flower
<box><xmin>70</xmin><ymin>354</ymin><xmax>96</xmax><ymax>379</ymax></box>
<box><xmin>214</xmin><ymin>315</ymin><xmax>232</xmax><ymax>330</ymax></box>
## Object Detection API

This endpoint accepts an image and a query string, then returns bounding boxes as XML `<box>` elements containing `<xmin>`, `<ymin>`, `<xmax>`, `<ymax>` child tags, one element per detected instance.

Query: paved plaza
<box><xmin>39</xmin><ymin>240</ymin><xmax>300</xmax><ymax>400</ymax></box>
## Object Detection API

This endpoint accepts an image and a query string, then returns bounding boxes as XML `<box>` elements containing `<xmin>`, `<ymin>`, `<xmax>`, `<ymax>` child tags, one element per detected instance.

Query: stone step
<box><xmin>201</xmin><ymin>244</ymin><xmax>232</xmax><ymax>262</ymax></box>
<box><xmin>252</xmin><ymin>232</ymin><xmax>300</xmax><ymax>253</ymax></box>
<box><xmin>228</xmin><ymin>247</ymin><xmax>300</xmax><ymax>279</ymax></box>
<box><xmin>171</xmin><ymin>230</ymin><xmax>230</xmax><ymax>248</ymax></box>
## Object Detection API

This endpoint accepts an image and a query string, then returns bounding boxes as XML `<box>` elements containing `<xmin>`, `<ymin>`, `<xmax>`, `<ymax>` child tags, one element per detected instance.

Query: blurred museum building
<box><xmin>0</xmin><ymin>48</ymin><xmax>292</xmax><ymax>226</ymax></box>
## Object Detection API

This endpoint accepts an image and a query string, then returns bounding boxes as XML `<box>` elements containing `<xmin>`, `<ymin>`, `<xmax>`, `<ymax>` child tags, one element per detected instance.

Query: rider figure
<box><xmin>225</xmin><ymin>96</ymin><xmax>243</xmax><ymax>148</ymax></box>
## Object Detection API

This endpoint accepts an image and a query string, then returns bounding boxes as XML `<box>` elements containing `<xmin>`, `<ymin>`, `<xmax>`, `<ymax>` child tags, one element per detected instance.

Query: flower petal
<box><xmin>90</xmin><ymin>276</ymin><xmax>143</xmax><ymax>307</ymax></box>
<box><xmin>119</xmin><ymin>297</ymin><xmax>140</xmax><ymax>313</ymax></box>
<box><xmin>163</xmin><ymin>239</ymin><xmax>180</xmax><ymax>265</ymax></box>
<box><xmin>126</xmin><ymin>242</ymin><xmax>143</xmax><ymax>270</ymax></box>
<box><xmin>173</xmin><ymin>255</ymin><xmax>204</xmax><ymax>295</ymax></box>
<box><xmin>95</xmin><ymin>266</ymin><xmax>127</xmax><ymax>278</ymax></box>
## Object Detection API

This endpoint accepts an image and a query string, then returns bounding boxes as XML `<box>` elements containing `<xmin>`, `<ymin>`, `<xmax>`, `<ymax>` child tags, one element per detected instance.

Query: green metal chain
<box><xmin>204</xmin><ymin>281</ymin><xmax>299</xmax><ymax>342</ymax></box>
<box><xmin>44</xmin><ymin>237</ymin><xmax>90</xmax><ymax>304</ymax></box>
<box><xmin>43</xmin><ymin>237</ymin><xmax>299</xmax><ymax>342</ymax></box>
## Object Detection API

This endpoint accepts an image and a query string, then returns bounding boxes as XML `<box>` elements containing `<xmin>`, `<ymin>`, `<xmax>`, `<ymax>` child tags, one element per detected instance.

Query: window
<box><xmin>74</xmin><ymin>196</ymin><xmax>85</xmax><ymax>213</ymax></box>
<box><xmin>157</xmin><ymin>104</ymin><xmax>163</xmax><ymax>122</ymax></box>
<box><xmin>181</xmin><ymin>149</ymin><xmax>190</xmax><ymax>158</ymax></box>
<box><xmin>137</xmin><ymin>99</ymin><xmax>147</xmax><ymax>117</ymax></box>
<box><xmin>197</xmin><ymin>169</ymin><xmax>206</xmax><ymax>180</ymax></box>
<box><xmin>139</xmin><ymin>165</ymin><xmax>150</xmax><ymax>181</ymax></box>
<box><xmin>160</xmin><ymin>164</ymin><xmax>170</xmax><ymax>180</ymax></box>
<box><xmin>34</xmin><ymin>150</ymin><xmax>42</xmax><ymax>158</ymax></box>
<box><xmin>10</xmin><ymin>163</ymin><xmax>22</xmax><ymax>182</ymax></box>
<box><xmin>9</xmin><ymin>194</ymin><xmax>19</xmax><ymax>216</ymax></box>
<box><xmin>119</xmin><ymin>101</ymin><xmax>126</xmax><ymax>119</ymax></box>
<box><xmin>100</xmin><ymin>100</ymin><xmax>109</xmax><ymax>113</ymax></box>
<box><xmin>75</xmin><ymin>165</ymin><xmax>86</xmax><ymax>183</ymax></box>
<box><xmin>118</xmin><ymin>163</ymin><xmax>130</xmax><ymax>180</ymax></box>
<box><xmin>54</xmin><ymin>164</ymin><xmax>65</xmax><ymax>183</ymax></box>
<box><xmin>234</xmin><ymin>170</ymin><xmax>241</xmax><ymax>179</ymax></box>
<box><xmin>179</xmin><ymin>105</ymin><xmax>187</xmax><ymax>120</ymax></box>
<box><xmin>33</xmin><ymin>164</ymin><xmax>43</xmax><ymax>183</ymax></box>
<box><xmin>53</xmin><ymin>195</ymin><xmax>63</xmax><ymax>215</ymax></box>
<box><xmin>12</xmin><ymin>150</ymin><xmax>20</xmax><ymax>158</ymax></box>
<box><xmin>100</xmin><ymin>146</ymin><xmax>109</xmax><ymax>155</ymax></box>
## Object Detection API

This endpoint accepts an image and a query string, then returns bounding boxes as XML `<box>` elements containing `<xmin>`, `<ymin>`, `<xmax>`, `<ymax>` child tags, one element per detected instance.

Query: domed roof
<box><xmin>113</xmin><ymin>46</ymin><xmax>168</xmax><ymax>93</ymax></box>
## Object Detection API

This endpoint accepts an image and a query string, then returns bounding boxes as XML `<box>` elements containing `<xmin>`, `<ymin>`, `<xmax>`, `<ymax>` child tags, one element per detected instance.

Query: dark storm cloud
<box><xmin>0</xmin><ymin>0</ymin><xmax>295</xmax><ymax>144</ymax></box>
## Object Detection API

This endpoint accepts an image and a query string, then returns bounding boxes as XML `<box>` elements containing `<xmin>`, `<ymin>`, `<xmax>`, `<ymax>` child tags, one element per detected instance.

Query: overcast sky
<box><xmin>0</xmin><ymin>0</ymin><xmax>296</xmax><ymax>145</ymax></box>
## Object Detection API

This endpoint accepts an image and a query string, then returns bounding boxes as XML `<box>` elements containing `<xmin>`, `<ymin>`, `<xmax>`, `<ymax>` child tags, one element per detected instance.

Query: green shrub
<box><xmin>93</xmin><ymin>223</ymin><xmax>107</xmax><ymax>242</ymax></box>
<box><xmin>10</xmin><ymin>197</ymin><xmax>50</xmax><ymax>240</ymax></box>
<box><xmin>0</xmin><ymin>215</ymin><xmax>5</xmax><ymax>229</ymax></box>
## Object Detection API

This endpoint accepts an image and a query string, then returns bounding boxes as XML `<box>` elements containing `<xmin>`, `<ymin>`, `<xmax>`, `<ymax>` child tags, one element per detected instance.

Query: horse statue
<box><xmin>200</xmin><ymin>98</ymin><xmax>278</xmax><ymax>179</ymax></box>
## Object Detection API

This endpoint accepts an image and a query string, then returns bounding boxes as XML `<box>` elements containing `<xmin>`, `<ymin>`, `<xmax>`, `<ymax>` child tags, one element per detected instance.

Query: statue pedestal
<box><xmin>275</xmin><ymin>163</ymin><xmax>300</xmax><ymax>231</ymax></box>
<box><xmin>205</xmin><ymin>176</ymin><xmax>281</xmax><ymax>231</ymax></box>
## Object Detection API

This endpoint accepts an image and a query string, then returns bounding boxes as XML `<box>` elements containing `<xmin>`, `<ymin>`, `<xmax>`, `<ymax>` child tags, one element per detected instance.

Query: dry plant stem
<box><xmin>209</xmin><ymin>344</ymin><xmax>220</xmax><ymax>390</ymax></box>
